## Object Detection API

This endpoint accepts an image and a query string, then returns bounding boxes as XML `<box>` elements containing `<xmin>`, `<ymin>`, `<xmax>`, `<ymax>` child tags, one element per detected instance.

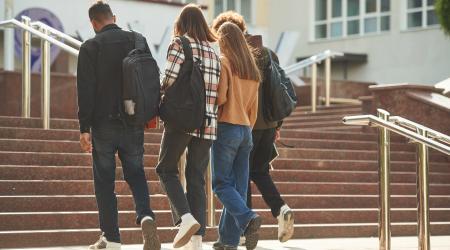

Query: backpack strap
<box><xmin>179</xmin><ymin>36</ymin><xmax>193</xmax><ymax>62</ymax></box>
<box><xmin>133</xmin><ymin>31</ymin><xmax>146</xmax><ymax>51</ymax></box>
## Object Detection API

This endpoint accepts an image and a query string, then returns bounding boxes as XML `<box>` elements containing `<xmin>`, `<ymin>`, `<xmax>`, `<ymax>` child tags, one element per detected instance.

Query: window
<box><xmin>406</xmin><ymin>0</ymin><xmax>438</xmax><ymax>29</ymax></box>
<box><xmin>214</xmin><ymin>0</ymin><xmax>253</xmax><ymax>24</ymax></box>
<box><xmin>313</xmin><ymin>0</ymin><xmax>391</xmax><ymax>40</ymax></box>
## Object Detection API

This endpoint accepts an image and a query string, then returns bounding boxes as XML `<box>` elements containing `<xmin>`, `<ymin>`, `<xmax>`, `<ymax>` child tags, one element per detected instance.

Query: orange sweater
<box><xmin>217</xmin><ymin>57</ymin><xmax>260</xmax><ymax>127</ymax></box>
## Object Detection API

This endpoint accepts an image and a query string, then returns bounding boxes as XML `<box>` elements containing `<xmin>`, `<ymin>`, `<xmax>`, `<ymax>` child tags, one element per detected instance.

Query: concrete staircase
<box><xmin>0</xmin><ymin>104</ymin><xmax>449</xmax><ymax>248</ymax></box>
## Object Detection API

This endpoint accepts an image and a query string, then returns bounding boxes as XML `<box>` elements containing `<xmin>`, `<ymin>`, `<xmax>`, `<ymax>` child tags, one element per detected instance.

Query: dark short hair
<box><xmin>89</xmin><ymin>1</ymin><xmax>113</xmax><ymax>21</ymax></box>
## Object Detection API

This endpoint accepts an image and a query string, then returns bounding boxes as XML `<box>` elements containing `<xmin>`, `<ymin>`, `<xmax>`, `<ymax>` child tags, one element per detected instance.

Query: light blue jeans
<box><xmin>212</xmin><ymin>123</ymin><xmax>257</xmax><ymax>247</ymax></box>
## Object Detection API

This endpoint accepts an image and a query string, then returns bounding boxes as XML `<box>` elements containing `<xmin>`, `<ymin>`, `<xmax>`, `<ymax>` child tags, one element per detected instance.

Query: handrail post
<box><xmin>21</xmin><ymin>16</ymin><xmax>32</xmax><ymax>118</ymax></box>
<box><xmin>3</xmin><ymin>0</ymin><xmax>15</xmax><ymax>71</ymax></box>
<box><xmin>377</xmin><ymin>109</ymin><xmax>391</xmax><ymax>250</ymax></box>
<box><xmin>40</xmin><ymin>28</ymin><xmax>51</xmax><ymax>130</ymax></box>
<box><xmin>311</xmin><ymin>63</ymin><xmax>317</xmax><ymax>112</ymax></box>
<box><xmin>206</xmin><ymin>158</ymin><xmax>215</xmax><ymax>227</ymax></box>
<box><xmin>325</xmin><ymin>57</ymin><xmax>331</xmax><ymax>107</ymax></box>
<box><xmin>416</xmin><ymin>129</ymin><xmax>430</xmax><ymax>250</ymax></box>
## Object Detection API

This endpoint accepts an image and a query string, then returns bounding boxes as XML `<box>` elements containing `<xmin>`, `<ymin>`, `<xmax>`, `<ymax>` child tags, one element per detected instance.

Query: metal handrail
<box><xmin>343</xmin><ymin>109</ymin><xmax>450</xmax><ymax>250</ymax></box>
<box><xmin>0</xmin><ymin>18</ymin><xmax>79</xmax><ymax>56</ymax></box>
<box><xmin>0</xmin><ymin>16</ymin><xmax>81</xmax><ymax>129</ymax></box>
<box><xmin>343</xmin><ymin>114</ymin><xmax>450</xmax><ymax>155</ymax></box>
<box><xmin>284</xmin><ymin>50</ymin><xmax>344</xmax><ymax>75</ymax></box>
<box><xmin>284</xmin><ymin>50</ymin><xmax>343</xmax><ymax>112</ymax></box>
<box><xmin>389</xmin><ymin>116</ymin><xmax>450</xmax><ymax>145</ymax></box>
<box><xmin>31</xmin><ymin>21</ymin><xmax>82</xmax><ymax>49</ymax></box>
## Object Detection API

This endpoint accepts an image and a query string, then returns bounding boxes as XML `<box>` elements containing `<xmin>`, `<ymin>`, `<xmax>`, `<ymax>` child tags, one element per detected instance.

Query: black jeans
<box><xmin>156</xmin><ymin>125</ymin><xmax>212</xmax><ymax>236</ymax></box>
<box><xmin>247</xmin><ymin>128</ymin><xmax>285</xmax><ymax>218</ymax></box>
<box><xmin>91</xmin><ymin>120</ymin><xmax>154</xmax><ymax>243</ymax></box>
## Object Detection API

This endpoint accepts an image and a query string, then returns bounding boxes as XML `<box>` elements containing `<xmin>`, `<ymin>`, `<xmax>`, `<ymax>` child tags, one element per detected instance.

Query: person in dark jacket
<box><xmin>76</xmin><ymin>2</ymin><xmax>160</xmax><ymax>249</ymax></box>
<box><xmin>212</xmin><ymin>11</ymin><xmax>295</xmax><ymax>246</ymax></box>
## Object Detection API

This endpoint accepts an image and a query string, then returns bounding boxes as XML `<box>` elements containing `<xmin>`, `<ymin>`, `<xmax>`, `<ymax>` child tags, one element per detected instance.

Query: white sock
<box><xmin>280</xmin><ymin>204</ymin><xmax>290</xmax><ymax>216</ymax></box>
<box><xmin>141</xmin><ymin>216</ymin><xmax>153</xmax><ymax>224</ymax></box>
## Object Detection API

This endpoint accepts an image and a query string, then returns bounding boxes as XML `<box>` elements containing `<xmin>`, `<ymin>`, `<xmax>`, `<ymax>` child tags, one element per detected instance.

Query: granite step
<box><xmin>1</xmin><ymin>209</ymin><xmax>450</xmax><ymax>231</ymax></box>
<box><xmin>1</xmin><ymin>195</ymin><xmax>450</xmax><ymax>212</ymax></box>
<box><xmin>1</xmin><ymin>223</ymin><xmax>450</xmax><ymax>248</ymax></box>
<box><xmin>1</xmin><ymin>180</ymin><xmax>450</xmax><ymax>196</ymax></box>
<box><xmin>2</xmin><ymin>166</ymin><xmax>450</xmax><ymax>184</ymax></box>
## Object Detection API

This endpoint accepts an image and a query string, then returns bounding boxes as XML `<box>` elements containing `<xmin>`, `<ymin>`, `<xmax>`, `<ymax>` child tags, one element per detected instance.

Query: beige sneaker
<box><xmin>141</xmin><ymin>216</ymin><xmax>161</xmax><ymax>250</ymax></box>
<box><xmin>277</xmin><ymin>205</ymin><xmax>294</xmax><ymax>242</ymax></box>
<box><xmin>88</xmin><ymin>234</ymin><xmax>121</xmax><ymax>249</ymax></box>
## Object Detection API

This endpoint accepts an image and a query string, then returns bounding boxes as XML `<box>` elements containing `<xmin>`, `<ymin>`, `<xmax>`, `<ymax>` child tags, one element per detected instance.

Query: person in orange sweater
<box><xmin>211</xmin><ymin>22</ymin><xmax>262</xmax><ymax>250</ymax></box>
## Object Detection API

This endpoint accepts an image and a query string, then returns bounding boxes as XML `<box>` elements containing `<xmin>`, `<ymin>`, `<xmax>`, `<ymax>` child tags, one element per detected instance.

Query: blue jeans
<box><xmin>212</xmin><ymin>123</ymin><xmax>256</xmax><ymax>247</ymax></box>
<box><xmin>91</xmin><ymin>120</ymin><xmax>154</xmax><ymax>243</ymax></box>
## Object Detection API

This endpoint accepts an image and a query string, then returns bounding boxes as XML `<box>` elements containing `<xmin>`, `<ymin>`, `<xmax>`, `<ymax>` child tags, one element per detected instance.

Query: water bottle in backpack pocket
<box><xmin>122</xmin><ymin>32</ymin><xmax>161</xmax><ymax>125</ymax></box>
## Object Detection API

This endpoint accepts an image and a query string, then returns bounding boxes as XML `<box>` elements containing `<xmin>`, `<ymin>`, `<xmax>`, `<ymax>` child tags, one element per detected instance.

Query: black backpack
<box><xmin>262</xmin><ymin>50</ymin><xmax>298</xmax><ymax>122</ymax></box>
<box><xmin>122</xmin><ymin>32</ymin><xmax>161</xmax><ymax>125</ymax></box>
<box><xmin>159</xmin><ymin>36</ymin><xmax>206</xmax><ymax>133</ymax></box>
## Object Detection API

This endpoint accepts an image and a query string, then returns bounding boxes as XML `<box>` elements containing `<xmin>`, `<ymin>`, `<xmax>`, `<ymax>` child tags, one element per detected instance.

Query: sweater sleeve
<box><xmin>217</xmin><ymin>58</ymin><xmax>230</xmax><ymax>106</ymax></box>
<box><xmin>161</xmin><ymin>38</ymin><xmax>185</xmax><ymax>91</ymax></box>
<box><xmin>249</xmin><ymin>88</ymin><xmax>259</xmax><ymax>127</ymax></box>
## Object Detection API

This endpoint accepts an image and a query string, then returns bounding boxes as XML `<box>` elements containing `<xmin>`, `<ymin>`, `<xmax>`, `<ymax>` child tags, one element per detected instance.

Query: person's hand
<box><xmin>80</xmin><ymin>133</ymin><xmax>93</xmax><ymax>153</ymax></box>
<box><xmin>274</xmin><ymin>129</ymin><xmax>281</xmax><ymax>142</ymax></box>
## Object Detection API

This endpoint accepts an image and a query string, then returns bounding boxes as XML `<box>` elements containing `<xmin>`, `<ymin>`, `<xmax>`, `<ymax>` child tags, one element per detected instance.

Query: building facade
<box><xmin>1</xmin><ymin>0</ymin><xmax>449</xmax><ymax>85</ymax></box>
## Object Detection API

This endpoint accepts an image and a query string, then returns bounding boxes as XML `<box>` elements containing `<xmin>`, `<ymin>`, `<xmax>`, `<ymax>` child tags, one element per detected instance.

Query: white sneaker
<box><xmin>277</xmin><ymin>204</ymin><xmax>294</xmax><ymax>242</ymax></box>
<box><xmin>88</xmin><ymin>234</ymin><xmax>121</xmax><ymax>249</ymax></box>
<box><xmin>173</xmin><ymin>213</ymin><xmax>201</xmax><ymax>248</ymax></box>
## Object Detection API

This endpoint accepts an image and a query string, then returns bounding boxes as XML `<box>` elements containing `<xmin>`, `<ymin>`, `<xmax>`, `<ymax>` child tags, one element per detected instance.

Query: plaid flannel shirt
<box><xmin>161</xmin><ymin>36</ymin><xmax>221</xmax><ymax>140</ymax></box>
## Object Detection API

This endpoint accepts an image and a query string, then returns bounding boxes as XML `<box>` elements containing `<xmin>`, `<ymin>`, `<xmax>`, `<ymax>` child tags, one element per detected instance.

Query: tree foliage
<box><xmin>436</xmin><ymin>0</ymin><xmax>450</xmax><ymax>36</ymax></box>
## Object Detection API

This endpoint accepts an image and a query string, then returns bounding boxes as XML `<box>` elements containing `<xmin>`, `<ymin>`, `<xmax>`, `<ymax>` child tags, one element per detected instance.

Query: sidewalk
<box><xmin>4</xmin><ymin>236</ymin><xmax>450</xmax><ymax>250</ymax></box>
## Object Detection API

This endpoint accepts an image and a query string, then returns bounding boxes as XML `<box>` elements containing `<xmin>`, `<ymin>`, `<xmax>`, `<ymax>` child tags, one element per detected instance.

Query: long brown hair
<box><xmin>174</xmin><ymin>4</ymin><xmax>216</xmax><ymax>42</ymax></box>
<box><xmin>218</xmin><ymin>22</ymin><xmax>261</xmax><ymax>82</ymax></box>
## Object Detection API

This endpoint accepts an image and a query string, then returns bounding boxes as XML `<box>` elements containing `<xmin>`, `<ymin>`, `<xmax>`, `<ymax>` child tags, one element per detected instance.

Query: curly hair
<box><xmin>211</xmin><ymin>11</ymin><xmax>247</xmax><ymax>33</ymax></box>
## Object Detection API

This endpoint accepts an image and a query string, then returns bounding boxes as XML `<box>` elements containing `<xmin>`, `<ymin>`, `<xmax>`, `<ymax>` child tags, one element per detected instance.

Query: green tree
<box><xmin>436</xmin><ymin>0</ymin><xmax>450</xmax><ymax>36</ymax></box>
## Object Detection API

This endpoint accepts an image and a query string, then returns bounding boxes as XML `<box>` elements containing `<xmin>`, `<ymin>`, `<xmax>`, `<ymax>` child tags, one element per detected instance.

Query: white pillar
<box><xmin>4</xmin><ymin>0</ymin><xmax>15</xmax><ymax>71</ymax></box>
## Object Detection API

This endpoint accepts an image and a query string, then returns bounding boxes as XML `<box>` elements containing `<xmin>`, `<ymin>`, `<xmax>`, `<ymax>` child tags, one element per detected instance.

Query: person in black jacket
<box><xmin>76</xmin><ymin>2</ymin><xmax>160</xmax><ymax>249</ymax></box>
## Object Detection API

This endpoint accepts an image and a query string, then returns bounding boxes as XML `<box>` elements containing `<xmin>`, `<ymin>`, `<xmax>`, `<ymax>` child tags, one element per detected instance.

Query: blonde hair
<box><xmin>217</xmin><ymin>22</ymin><xmax>261</xmax><ymax>82</ymax></box>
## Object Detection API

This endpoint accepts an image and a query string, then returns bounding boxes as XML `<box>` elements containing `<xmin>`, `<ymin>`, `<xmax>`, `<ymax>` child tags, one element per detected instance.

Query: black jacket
<box><xmin>76</xmin><ymin>24</ymin><xmax>149</xmax><ymax>133</ymax></box>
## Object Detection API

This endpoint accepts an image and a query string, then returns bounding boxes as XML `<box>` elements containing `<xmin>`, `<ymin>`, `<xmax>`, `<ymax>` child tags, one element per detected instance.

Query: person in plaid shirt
<box><xmin>155</xmin><ymin>4</ymin><xmax>220</xmax><ymax>250</ymax></box>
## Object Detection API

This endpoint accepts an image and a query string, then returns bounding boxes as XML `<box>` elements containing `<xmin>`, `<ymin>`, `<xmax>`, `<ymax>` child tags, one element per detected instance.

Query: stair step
<box><xmin>289</xmin><ymin>108</ymin><xmax>362</xmax><ymax>118</ymax></box>
<box><xmin>1</xmin><ymin>126</ymin><xmax>407</xmax><ymax>143</ymax></box>
<box><xmin>1</xmin><ymin>195</ymin><xmax>449</xmax><ymax>212</ymax></box>
<box><xmin>1</xmin><ymin>180</ymin><xmax>450</xmax><ymax>196</ymax></box>
<box><xmin>272</xmin><ymin>159</ymin><xmax>450</xmax><ymax>172</ymax></box>
<box><xmin>1</xmin><ymin>223</ymin><xmax>449</xmax><ymax>248</ymax></box>
<box><xmin>276</xmin><ymin>148</ymin><xmax>449</xmax><ymax>162</ymax></box>
<box><xmin>1</xmin><ymin>209</ymin><xmax>449</xmax><ymax>231</ymax></box>
<box><xmin>1</xmin><ymin>166</ymin><xmax>450</xmax><ymax>184</ymax></box>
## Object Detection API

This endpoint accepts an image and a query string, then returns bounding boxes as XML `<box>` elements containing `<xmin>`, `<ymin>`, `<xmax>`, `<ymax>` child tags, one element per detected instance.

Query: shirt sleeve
<box><xmin>217</xmin><ymin>58</ymin><xmax>230</xmax><ymax>106</ymax></box>
<box><xmin>76</xmin><ymin>41</ymin><xmax>97</xmax><ymax>133</ymax></box>
<box><xmin>161</xmin><ymin>38</ymin><xmax>185</xmax><ymax>91</ymax></box>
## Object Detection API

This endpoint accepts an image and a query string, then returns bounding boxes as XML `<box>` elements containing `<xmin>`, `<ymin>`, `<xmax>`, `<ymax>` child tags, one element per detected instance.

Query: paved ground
<box><xmin>4</xmin><ymin>236</ymin><xmax>450</xmax><ymax>250</ymax></box>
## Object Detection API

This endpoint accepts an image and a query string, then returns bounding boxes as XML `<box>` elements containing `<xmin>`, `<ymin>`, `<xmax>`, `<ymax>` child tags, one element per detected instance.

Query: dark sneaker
<box><xmin>244</xmin><ymin>215</ymin><xmax>262</xmax><ymax>250</ymax></box>
<box><xmin>212</xmin><ymin>241</ymin><xmax>237</xmax><ymax>250</ymax></box>
<box><xmin>141</xmin><ymin>217</ymin><xmax>161</xmax><ymax>250</ymax></box>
